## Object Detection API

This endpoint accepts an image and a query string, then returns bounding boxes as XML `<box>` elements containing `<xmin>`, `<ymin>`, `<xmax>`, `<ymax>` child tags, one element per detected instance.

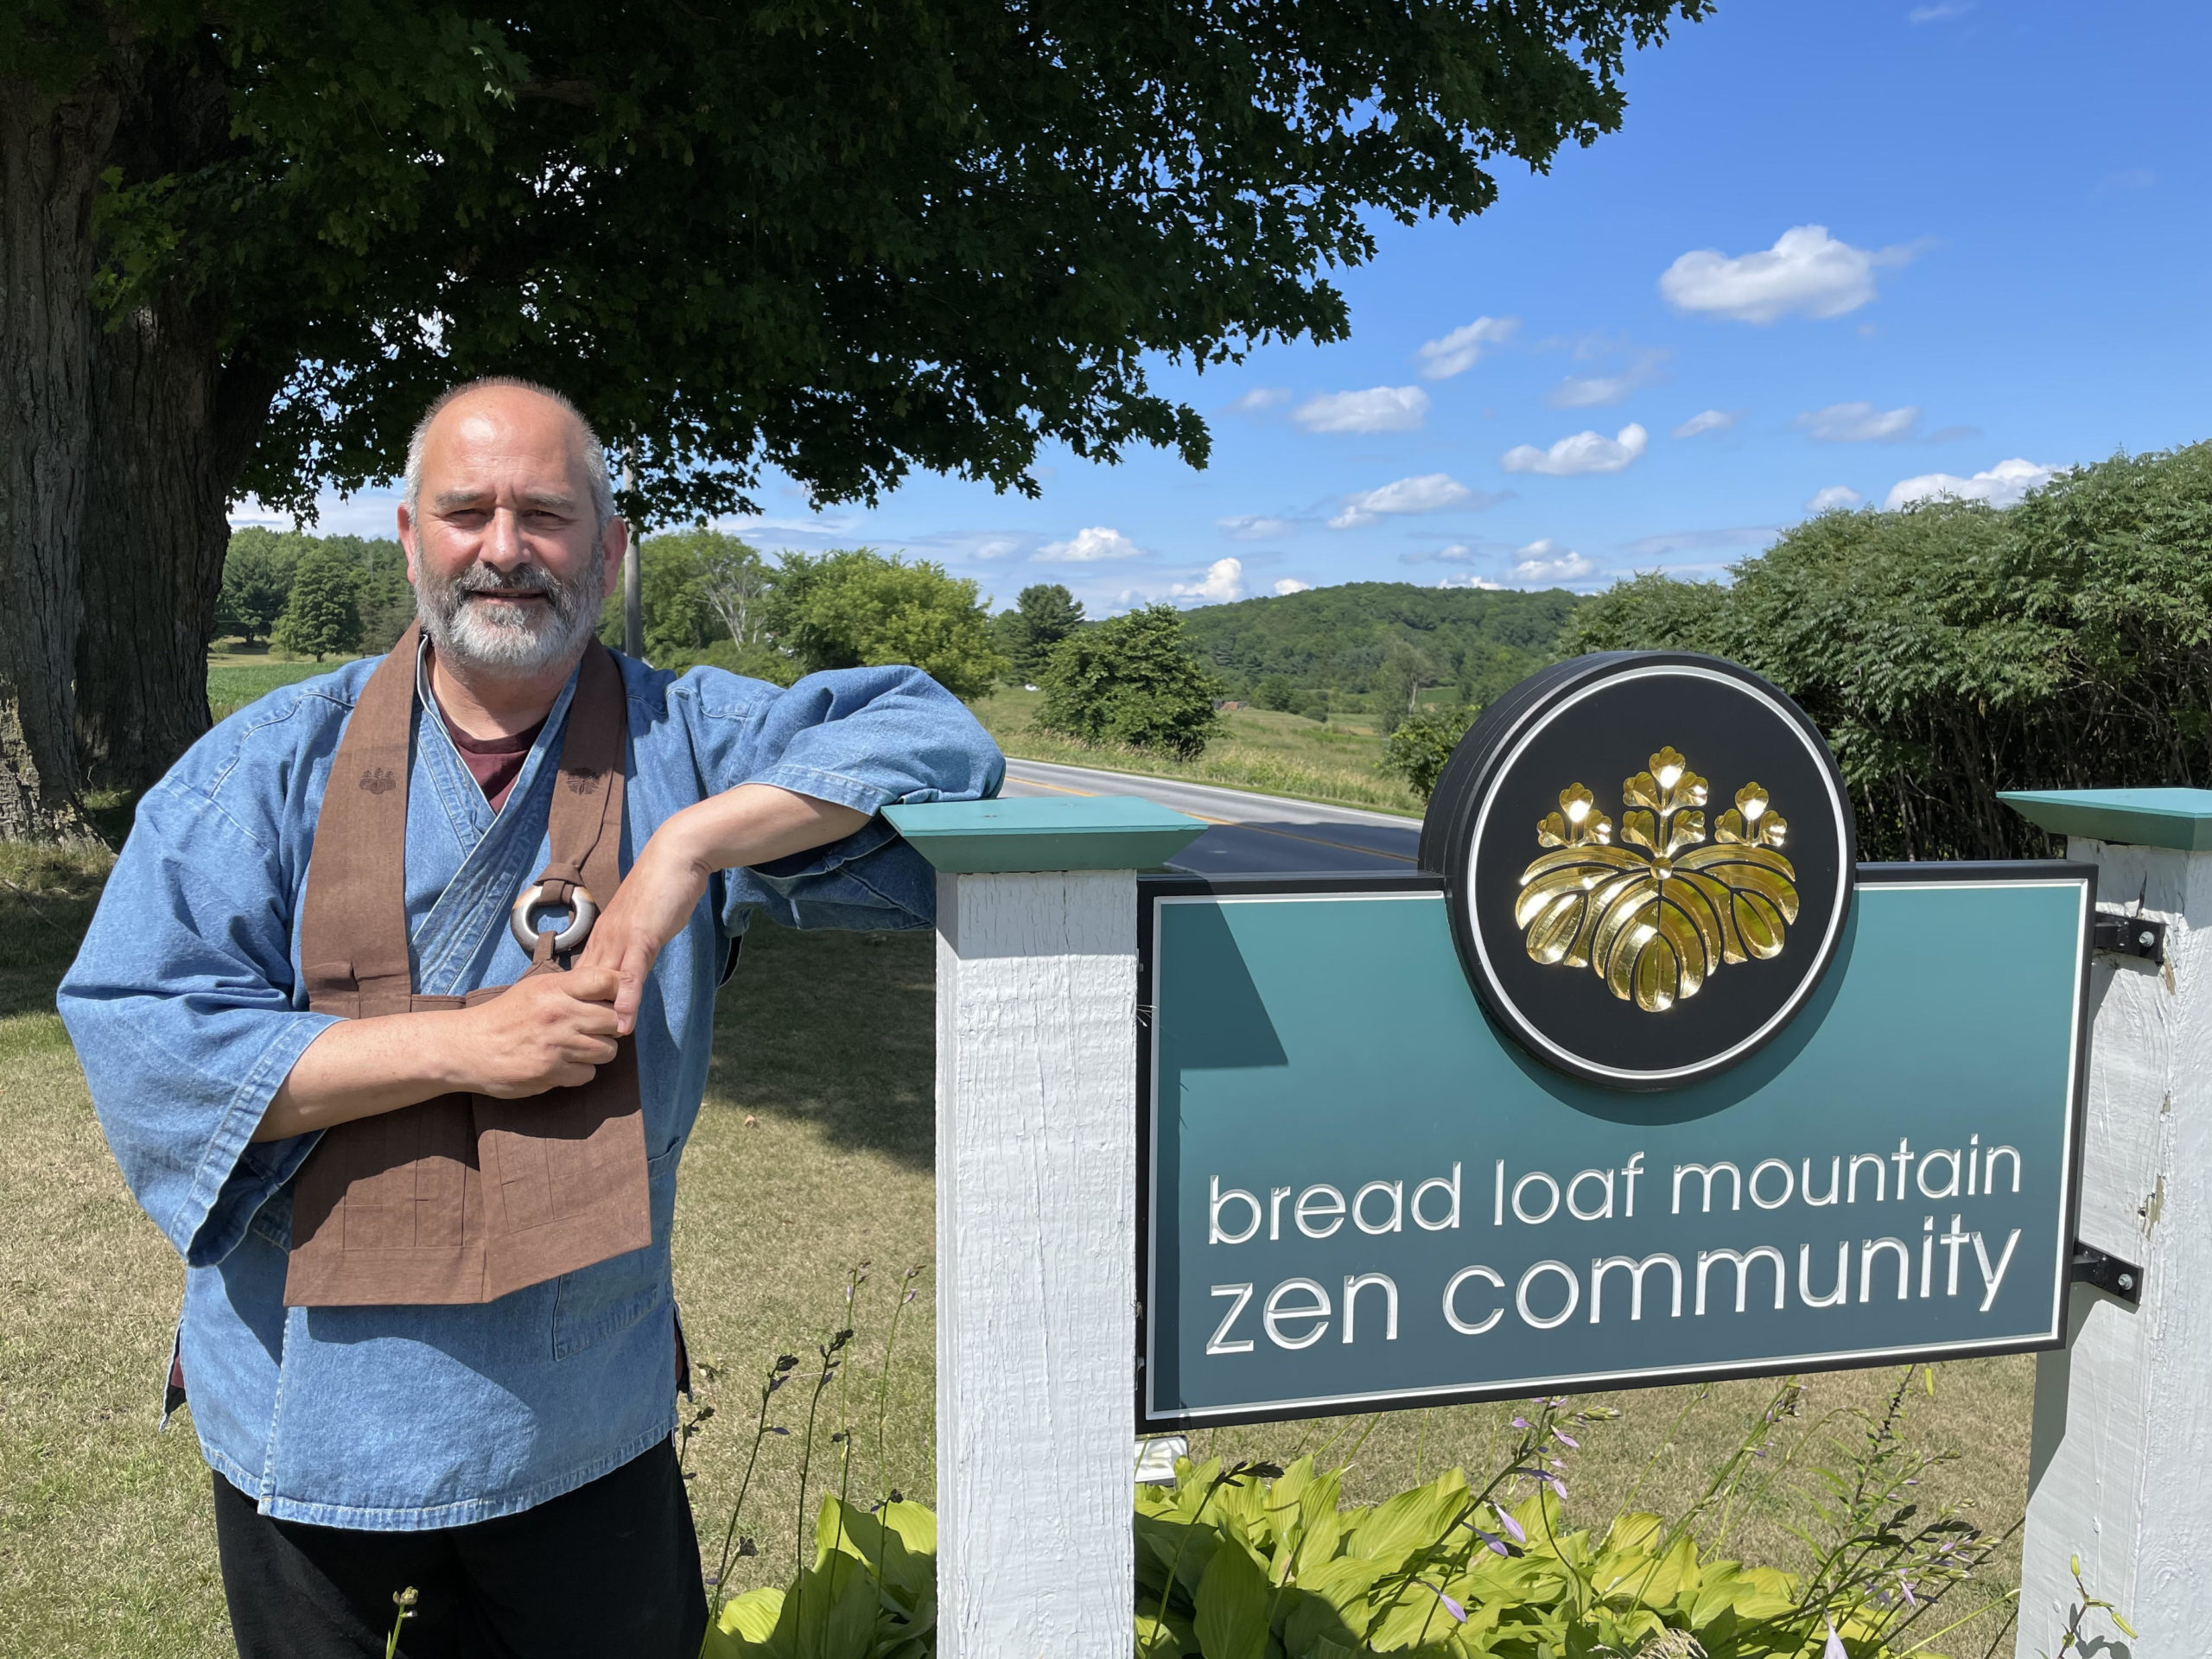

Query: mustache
<box><xmin>450</xmin><ymin>563</ymin><xmax>562</xmax><ymax>598</ymax></box>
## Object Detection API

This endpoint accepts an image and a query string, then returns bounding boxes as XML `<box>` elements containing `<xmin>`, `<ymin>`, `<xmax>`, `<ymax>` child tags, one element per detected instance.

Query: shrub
<box><xmin>1253</xmin><ymin>674</ymin><xmax>1296</xmax><ymax>712</ymax></box>
<box><xmin>1382</xmin><ymin>703</ymin><xmax>1477</xmax><ymax>799</ymax></box>
<box><xmin>767</xmin><ymin>549</ymin><xmax>1005</xmax><ymax>700</ymax></box>
<box><xmin>1036</xmin><ymin>605</ymin><xmax>1226</xmax><ymax>760</ymax></box>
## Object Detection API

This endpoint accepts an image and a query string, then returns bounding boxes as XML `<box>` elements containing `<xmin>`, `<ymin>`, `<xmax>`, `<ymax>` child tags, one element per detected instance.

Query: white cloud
<box><xmin>1230</xmin><ymin>387</ymin><xmax>1290</xmax><ymax>413</ymax></box>
<box><xmin>1293</xmin><ymin>385</ymin><xmax>1430</xmax><ymax>434</ymax></box>
<box><xmin>1328</xmin><ymin>473</ymin><xmax>1476</xmax><ymax>529</ymax></box>
<box><xmin>1437</xmin><ymin>573</ymin><xmax>1507</xmax><ymax>590</ymax></box>
<box><xmin>1510</xmin><ymin>539</ymin><xmax>1598</xmax><ymax>584</ymax></box>
<box><xmin>1885</xmin><ymin>458</ymin><xmax>2055</xmax><ymax>511</ymax></box>
<box><xmin>1035</xmin><ymin>525</ymin><xmax>1146</xmax><ymax>563</ymax></box>
<box><xmin>1908</xmin><ymin>1</ymin><xmax>1972</xmax><ymax>21</ymax></box>
<box><xmin>1414</xmin><ymin>316</ymin><xmax>1520</xmax><ymax>380</ymax></box>
<box><xmin>1673</xmin><ymin>409</ymin><xmax>1738</xmax><ymax>440</ymax></box>
<box><xmin>1806</xmin><ymin>486</ymin><xmax>1865</xmax><ymax>512</ymax></box>
<box><xmin>1172</xmin><ymin>558</ymin><xmax>1245</xmax><ymax>603</ymax></box>
<box><xmin>1499</xmin><ymin>423</ymin><xmax>1649</xmax><ymax>477</ymax></box>
<box><xmin>1546</xmin><ymin>350</ymin><xmax>1667</xmax><ymax>410</ymax></box>
<box><xmin>1660</xmin><ymin>226</ymin><xmax>1916</xmax><ymax>324</ymax></box>
<box><xmin>1217</xmin><ymin>514</ymin><xmax>1296</xmax><ymax>541</ymax></box>
<box><xmin>1797</xmin><ymin>401</ymin><xmax>1920</xmax><ymax>442</ymax></box>
<box><xmin>1272</xmin><ymin>578</ymin><xmax>1313</xmax><ymax>596</ymax></box>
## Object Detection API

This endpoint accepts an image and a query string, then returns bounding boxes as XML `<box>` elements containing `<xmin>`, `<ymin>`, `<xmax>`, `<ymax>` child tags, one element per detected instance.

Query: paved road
<box><xmin>997</xmin><ymin>757</ymin><xmax>1423</xmax><ymax>875</ymax></box>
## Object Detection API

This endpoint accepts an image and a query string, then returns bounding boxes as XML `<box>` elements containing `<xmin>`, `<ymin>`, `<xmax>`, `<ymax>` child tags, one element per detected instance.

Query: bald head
<box><xmin>398</xmin><ymin>378</ymin><xmax>626</xmax><ymax>682</ymax></box>
<box><xmin>403</xmin><ymin>378</ymin><xmax>613</xmax><ymax>533</ymax></box>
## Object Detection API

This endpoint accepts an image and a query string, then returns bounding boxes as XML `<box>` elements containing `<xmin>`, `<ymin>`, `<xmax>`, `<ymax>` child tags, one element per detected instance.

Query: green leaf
<box><xmin>1194</xmin><ymin>1536</ymin><xmax>1274</xmax><ymax>1659</ymax></box>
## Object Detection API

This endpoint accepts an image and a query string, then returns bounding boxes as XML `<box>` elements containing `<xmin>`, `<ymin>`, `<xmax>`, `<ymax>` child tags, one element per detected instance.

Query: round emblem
<box><xmin>1421</xmin><ymin>652</ymin><xmax>1857</xmax><ymax>1090</ymax></box>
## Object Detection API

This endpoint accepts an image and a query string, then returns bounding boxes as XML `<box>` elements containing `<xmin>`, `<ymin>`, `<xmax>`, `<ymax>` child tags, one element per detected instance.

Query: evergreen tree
<box><xmin>270</xmin><ymin>548</ymin><xmax>365</xmax><ymax>662</ymax></box>
<box><xmin>1036</xmin><ymin>605</ymin><xmax>1224</xmax><ymax>759</ymax></box>
<box><xmin>995</xmin><ymin>584</ymin><xmax>1086</xmax><ymax>685</ymax></box>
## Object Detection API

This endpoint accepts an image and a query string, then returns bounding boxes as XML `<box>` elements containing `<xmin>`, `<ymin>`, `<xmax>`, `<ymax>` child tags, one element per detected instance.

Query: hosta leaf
<box><xmin>1193</xmin><ymin>1536</ymin><xmax>1273</xmax><ymax>1659</ymax></box>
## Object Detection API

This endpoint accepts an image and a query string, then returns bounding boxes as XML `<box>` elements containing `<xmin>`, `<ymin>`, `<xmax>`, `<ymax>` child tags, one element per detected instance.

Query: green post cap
<box><xmin>1999</xmin><ymin>787</ymin><xmax>2212</xmax><ymax>852</ymax></box>
<box><xmin>883</xmin><ymin>796</ymin><xmax>1208</xmax><ymax>874</ymax></box>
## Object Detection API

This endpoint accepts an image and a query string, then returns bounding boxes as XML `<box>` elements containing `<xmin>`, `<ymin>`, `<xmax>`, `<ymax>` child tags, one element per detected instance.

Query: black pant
<box><xmin>213</xmin><ymin>1441</ymin><xmax>708</xmax><ymax>1659</ymax></box>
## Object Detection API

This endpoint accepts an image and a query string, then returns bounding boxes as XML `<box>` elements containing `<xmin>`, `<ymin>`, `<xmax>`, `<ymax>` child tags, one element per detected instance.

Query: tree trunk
<box><xmin>76</xmin><ymin>41</ymin><xmax>276</xmax><ymax>795</ymax></box>
<box><xmin>0</xmin><ymin>76</ymin><xmax>118</xmax><ymax>841</ymax></box>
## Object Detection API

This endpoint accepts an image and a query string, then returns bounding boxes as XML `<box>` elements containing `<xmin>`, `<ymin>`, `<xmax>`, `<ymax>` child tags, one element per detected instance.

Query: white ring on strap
<box><xmin>510</xmin><ymin>881</ymin><xmax>599</xmax><ymax>955</ymax></box>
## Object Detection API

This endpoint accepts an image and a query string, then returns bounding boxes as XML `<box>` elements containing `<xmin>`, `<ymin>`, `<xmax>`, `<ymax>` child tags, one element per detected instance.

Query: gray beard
<box><xmin>415</xmin><ymin>550</ymin><xmax>604</xmax><ymax>678</ymax></box>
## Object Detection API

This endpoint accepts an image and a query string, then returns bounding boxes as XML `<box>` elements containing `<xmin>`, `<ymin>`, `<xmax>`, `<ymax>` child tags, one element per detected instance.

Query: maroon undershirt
<box><xmin>446</xmin><ymin>715</ymin><xmax>544</xmax><ymax>811</ymax></box>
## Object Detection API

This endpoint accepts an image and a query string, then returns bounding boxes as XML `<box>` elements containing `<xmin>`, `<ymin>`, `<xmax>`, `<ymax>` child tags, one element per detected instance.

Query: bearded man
<box><xmin>60</xmin><ymin>378</ymin><xmax>1002</xmax><ymax>1658</ymax></box>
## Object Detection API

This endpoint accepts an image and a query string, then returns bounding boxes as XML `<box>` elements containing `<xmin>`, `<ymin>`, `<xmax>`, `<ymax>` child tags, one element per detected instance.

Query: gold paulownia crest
<box><xmin>1515</xmin><ymin>747</ymin><xmax>1798</xmax><ymax>1014</ymax></box>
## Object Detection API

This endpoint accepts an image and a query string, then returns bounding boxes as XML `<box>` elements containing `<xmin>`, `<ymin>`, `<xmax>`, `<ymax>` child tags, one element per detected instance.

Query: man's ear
<box><xmin>397</xmin><ymin>504</ymin><xmax>421</xmax><ymax>587</ymax></box>
<box><xmin>602</xmin><ymin>518</ymin><xmax>629</xmax><ymax>601</ymax></box>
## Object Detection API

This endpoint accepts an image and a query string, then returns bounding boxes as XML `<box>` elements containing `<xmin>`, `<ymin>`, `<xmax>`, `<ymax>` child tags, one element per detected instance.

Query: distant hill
<box><xmin>1177</xmin><ymin>582</ymin><xmax>1583</xmax><ymax>709</ymax></box>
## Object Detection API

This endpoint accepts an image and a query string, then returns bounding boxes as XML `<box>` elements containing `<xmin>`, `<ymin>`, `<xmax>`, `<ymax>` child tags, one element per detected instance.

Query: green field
<box><xmin>0</xmin><ymin>849</ymin><xmax>2033</xmax><ymax>1656</ymax></box>
<box><xmin>974</xmin><ymin>689</ymin><xmax>1428</xmax><ymax>817</ymax></box>
<box><xmin>207</xmin><ymin>647</ymin><xmax>364</xmax><ymax>724</ymax></box>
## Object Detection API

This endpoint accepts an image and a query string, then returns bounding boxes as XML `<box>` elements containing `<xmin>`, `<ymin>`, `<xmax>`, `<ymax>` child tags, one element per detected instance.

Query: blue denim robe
<box><xmin>59</xmin><ymin>651</ymin><xmax>1001</xmax><ymax>1529</ymax></box>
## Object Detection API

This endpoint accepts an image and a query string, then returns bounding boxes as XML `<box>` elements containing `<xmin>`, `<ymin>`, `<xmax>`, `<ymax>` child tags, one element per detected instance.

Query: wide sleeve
<box><xmin>677</xmin><ymin>664</ymin><xmax>1003</xmax><ymax>933</ymax></box>
<box><xmin>58</xmin><ymin>775</ymin><xmax>338</xmax><ymax>1268</ymax></box>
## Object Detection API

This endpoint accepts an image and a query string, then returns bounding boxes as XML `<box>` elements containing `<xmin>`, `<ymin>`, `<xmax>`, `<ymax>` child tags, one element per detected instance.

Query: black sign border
<box><xmin>1426</xmin><ymin>652</ymin><xmax>1861</xmax><ymax>1092</ymax></box>
<box><xmin>1135</xmin><ymin>861</ymin><xmax>2097</xmax><ymax>1433</ymax></box>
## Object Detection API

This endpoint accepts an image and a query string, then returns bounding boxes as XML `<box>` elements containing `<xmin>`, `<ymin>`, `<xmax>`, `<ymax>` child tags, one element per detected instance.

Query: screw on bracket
<box><xmin>2070</xmin><ymin>1244</ymin><xmax>2144</xmax><ymax>1306</ymax></box>
<box><xmin>2092</xmin><ymin>910</ymin><xmax>2166</xmax><ymax>966</ymax></box>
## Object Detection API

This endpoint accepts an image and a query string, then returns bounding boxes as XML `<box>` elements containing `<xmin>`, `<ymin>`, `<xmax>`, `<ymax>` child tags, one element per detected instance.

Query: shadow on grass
<box><xmin>702</xmin><ymin>919</ymin><xmax>936</xmax><ymax>1169</ymax></box>
<box><xmin>0</xmin><ymin>842</ymin><xmax>113</xmax><ymax>1020</ymax></box>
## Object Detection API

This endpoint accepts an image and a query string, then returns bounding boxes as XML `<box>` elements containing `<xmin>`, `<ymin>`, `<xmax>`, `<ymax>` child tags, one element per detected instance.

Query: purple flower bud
<box><xmin>1428</xmin><ymin>1586</ymin><xmax>1467</xmax><ymax>1623</ymax></box>
<box><xmin>1898</xmin><ymin>1573</ymin><xmax>1917</xmax><ymax>1609</ymax></box>
<box><xmin>1824</xmin><ymin>1618</ymin><xmax>1847</xmax><ymax>1659</ymax></box>
<box><xmin>1553</xmin><ymin>1430</ymin><xmax>1579</xmax><ymax>1449</ymax></box>
<box><xmin>1511</xmin><ymin>1417</ymin><xmax>1530</xmax><ymax>1430</ymax></box>
<box><xmin>1474</xmin><ymin>1529</ymin><xmax>1509</xmax><ymax>1557</ymax></box>
<box><xmin>1496</xmin><ymin>1504</ymin><xmax>1525</xmax><ymax>1543</ymax></box>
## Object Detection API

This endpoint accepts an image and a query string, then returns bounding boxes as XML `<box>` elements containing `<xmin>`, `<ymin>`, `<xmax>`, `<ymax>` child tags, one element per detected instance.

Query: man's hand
<box><xmin>578</xmin><ymin>784</ymin><xmax>868</xmax><ymax>1034</ymax></box>
<box><xmin>252</xmin><ymin>968</ymin><xmax>624</xmax><ymax>1141</ymax></box>
<box><xmin>454</xmin><ymin>967</ymin><xmax>623</xmax><ymax>1096</ymax></box>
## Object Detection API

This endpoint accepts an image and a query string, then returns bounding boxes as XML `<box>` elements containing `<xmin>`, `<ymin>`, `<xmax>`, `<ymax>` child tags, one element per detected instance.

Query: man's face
<box><xmin>399</xmin><ymin>388</ymin><xmax>624</xmax><ymax>678</ymax></box>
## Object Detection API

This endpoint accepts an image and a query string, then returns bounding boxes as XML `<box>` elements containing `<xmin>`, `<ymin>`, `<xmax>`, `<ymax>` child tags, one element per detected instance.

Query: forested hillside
<box><xmin>1178</xmin><ymin>582</ymin><xmax>1582</xmax><ymax>713</ymax></box>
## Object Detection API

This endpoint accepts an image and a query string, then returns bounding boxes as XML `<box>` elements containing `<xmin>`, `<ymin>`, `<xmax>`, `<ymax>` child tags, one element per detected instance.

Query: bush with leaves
<box><xmin>1567</xmin><ymin>443</ymin><xmax>2212</xmax><ymax>860</ymax></box>
<box><xmin>766</xmin><ymin>550</ymin><xmax>1004</xmax><ymax>700</ymax></box>
<box><xmin>1037</xmin><ymin>605</ymin><xmax>1227</xmax><ymax>760</ymax></box>
<box><xmin>1382</xmin><ymin>704</ymin><xmax>1478</xmax><ymax>800</ymax></box>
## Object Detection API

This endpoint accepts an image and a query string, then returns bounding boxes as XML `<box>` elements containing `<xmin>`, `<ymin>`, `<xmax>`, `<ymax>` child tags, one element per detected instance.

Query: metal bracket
<box><xmin>2092</xmin><ymin>909</ymin><xmax>2166</xmax><ymax>966</ymax></box>
<box><xmin>2070</xmin><ymin>1243</ymin><xmax>2144</xmax><ymax>1305</ymax></box>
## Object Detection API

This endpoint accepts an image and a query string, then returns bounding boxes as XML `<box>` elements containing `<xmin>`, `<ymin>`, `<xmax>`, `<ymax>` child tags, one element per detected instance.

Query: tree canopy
<box><xmin>1037</xmin><ymin>604</ymin><xmax>1224</xmax><ymax>760</ymax></box>
<box><xmin>2</xmin><ymin>0</ymin><xmax>1711</xmax><ymax>834</ymax></box>
<box><xmin>1567</xmin><ymin>443</ymin><xmax>2212</xmax><ymax>860</ymax></box>
<box><xmin>766</xmin><ymin>550</ymin><xmax>1003</xmax><ymax>700</ymax></box>
<box><xmin>994</xmin><ymin>584</ymin><xmax>1087</xmax><ymax>686</ymax></box>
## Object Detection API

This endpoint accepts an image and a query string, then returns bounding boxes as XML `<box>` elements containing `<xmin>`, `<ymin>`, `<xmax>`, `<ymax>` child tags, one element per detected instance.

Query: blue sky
<box><xmin>255</xmin><ymin>0</ymin><xmax>2211</xmax><ymax>613</ymax></box>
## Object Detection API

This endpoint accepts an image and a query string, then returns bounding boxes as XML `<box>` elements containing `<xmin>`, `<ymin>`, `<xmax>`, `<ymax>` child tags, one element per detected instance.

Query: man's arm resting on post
<box><xmin>251</xmin><ymin>784</ymin><xmax>864</xmax><ymax>1142</ymax></box>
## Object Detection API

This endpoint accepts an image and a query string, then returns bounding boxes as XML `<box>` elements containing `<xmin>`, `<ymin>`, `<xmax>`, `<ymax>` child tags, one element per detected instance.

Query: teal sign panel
<box><xmin>1138</xmin><ymin>868</ymin><xmax>2093</xmax><ymax>1427</ymax></box>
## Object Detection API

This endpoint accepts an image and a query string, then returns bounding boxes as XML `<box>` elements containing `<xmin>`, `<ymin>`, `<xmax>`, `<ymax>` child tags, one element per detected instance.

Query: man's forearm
<box><xmin>653</xmin><ymin>782</ymin><xmax>871</xmax><ymax>877</ymax></box>
<box><xmin>252</xmin><ymin>1013</ymin><xmax>474</xmax><ymax>1142</ymax></box>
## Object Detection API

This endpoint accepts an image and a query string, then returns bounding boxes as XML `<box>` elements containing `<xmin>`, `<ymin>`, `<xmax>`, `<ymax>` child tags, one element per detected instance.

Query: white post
<box><xmin>933</xmin><ymin>870</ymin><xmax>1134</xmax><ymax>1656</ymax></box>
<box><xmin>882</xmin><ymin>798</ymin><xmax>1202</xmax><ymax>1657</ymax></box>
<box><xmin>2012</xmin><ymin>794</ymin><xmax>2212</xmax><ymax>1656</ymax></box>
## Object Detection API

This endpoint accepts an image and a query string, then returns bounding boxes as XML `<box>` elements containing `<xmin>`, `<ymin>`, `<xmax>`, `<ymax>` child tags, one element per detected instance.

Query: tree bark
<box><xmin>75</xmin><ymin>41</ymin><xmax>278</xmax><ymax>795</ymax></box>
<box><xmin>0</xmin><ymin>75</ymin><xmax>118</xmax><ymax>841</ymax></box>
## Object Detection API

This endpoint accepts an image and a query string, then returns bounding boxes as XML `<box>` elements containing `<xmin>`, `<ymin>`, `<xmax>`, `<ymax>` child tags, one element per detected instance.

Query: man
<box><xmin>60</xmin><ymin>378</ymin><xmax>1002</xmax><ymax>1657</ymax></box>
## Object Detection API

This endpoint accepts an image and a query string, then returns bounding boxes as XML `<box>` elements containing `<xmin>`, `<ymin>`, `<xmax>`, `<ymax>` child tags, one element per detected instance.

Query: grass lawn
<box><xmin>974</xmin><ymin>689</ymin><xmax>1428</xmax><ymax>817</ymax></box>
<box><xmin>0</xmin><ymin>850</ymin><xmax>2029</xmax><ymax>1657</ymax></box>
<box><xmin>207</xmin><ymin>644</ymin><xmax>366</xmax><ymax>723</ymax></box>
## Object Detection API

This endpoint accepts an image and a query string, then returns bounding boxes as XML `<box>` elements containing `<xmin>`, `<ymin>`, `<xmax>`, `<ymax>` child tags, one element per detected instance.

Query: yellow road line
<box><xmin>1003</xmin><ymin>772</ymin><xmax>1417</xmax><ymax>866</ymax></box>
